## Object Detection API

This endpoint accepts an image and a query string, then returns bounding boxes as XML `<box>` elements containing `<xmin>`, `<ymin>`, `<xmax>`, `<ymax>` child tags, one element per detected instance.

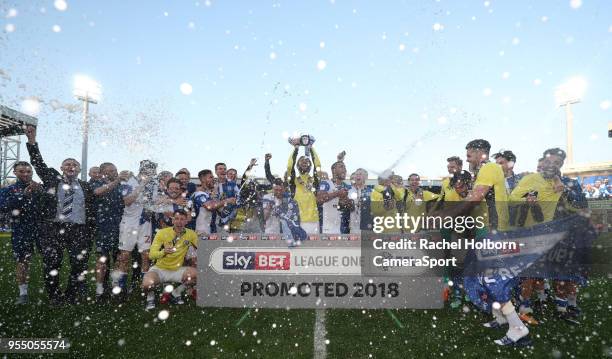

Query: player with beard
<box><xmin>493</xmin><ymin>150</ymin><xmax>522</xmax><ymax>193</ymax></box>
<box><xmin>111</xmin><ymin>160</ymin><xmax>159</xmax><ymax>299</ymax></box>
<box><xmin>402</xmin><ymin>173</ymin><xmax>438</xmax><ymax>232</ymax></box>
<box><xmin>511</xmin><ymin>148</ymin><xmax>588</xmax><ymax>324</ymax></box>
<box><xmin>438</xmin><ymin>139</ymin><xmax>527</xmax><ymax>347</ymax></box>
<box><xmin>192</xmin><ymin>169</ymin><xmax>235</xmax><ymax>237</ymax></box>
<box><xmin>440</xmin><ymin>156</ymin><xmax>463</xmax><ymax>201</ymax></box>
<box><xmin>286</xmin><ymin>141</ymin><xmax>322</xmax><ymax>234</ymax></box>
<box><xmin>317</xmin><ymin>151</ymin><xmax>354</xmax><ymax>234</ymax></box>
<box><xmin>157</xmin><ymin>178</ymin><xmax>192</xmax><ymax>228</ymax></box>
<box><xmin>213</xmin><ymin>163</ymin><xmax>239</xmax><ymax>234</ymax></box>
<box><xmin>143</xmin><ymin>209</ymin><xmax>198</xmax><ymax>310</ymax></box>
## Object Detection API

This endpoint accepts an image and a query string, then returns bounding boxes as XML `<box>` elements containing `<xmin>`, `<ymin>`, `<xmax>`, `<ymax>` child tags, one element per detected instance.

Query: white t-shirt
<box><xmin>120</xmin><ymin>177</ymin><xmax>144</xmax><ymax>227</ymax></box>
<box><xmin>262</xmin><ymin>193</ymin><xmax>281</xmax><ymax>234</ymax></box>
<box><xmin>348</xmin><ymin>185</ymin><xmax>365</xmax><ymax>233</ymax></box>
<box><xmin>319</xmin><ymin>179</ymin><xmax>344</xmax><ymax>234</ymax></box>
<box><xmin>192</xmin><ymin>190</ymin><xmax>215</xmax><ymax>235</ymax></box>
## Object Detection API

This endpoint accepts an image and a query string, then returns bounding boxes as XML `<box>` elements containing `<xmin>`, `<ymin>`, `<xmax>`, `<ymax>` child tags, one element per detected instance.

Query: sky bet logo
<box><xmin>223</xmin><ymin>251</ymin><xmax>291</xmax><ymax>270</ymax></box>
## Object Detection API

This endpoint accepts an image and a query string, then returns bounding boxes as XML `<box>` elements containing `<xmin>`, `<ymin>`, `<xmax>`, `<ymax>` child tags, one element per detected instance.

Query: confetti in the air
<box><xmin>6</xmin><ymin>8</ymin><xmax>18</xmax><ymax>18</ymax></box>
<box><xmin>570</xmin><ymin>0</ymin><xmax>582</xmax><ymax>9</ymax></box>
<box><xmin>21</xmin><ymin>98</ymin><xmax>41</xmax><ymax>116</ymax></box>
<box><xmin>5</xmin><ymin>24</ymin><xmax>15</xmax><ymax>33</ymax></box>
<box><xmin>317</xmin><ymin>60</ymin><xmax>327</xmax><ymax>71</ymax></box>
<box><xmin>180</xmin><ymin>83</ymin><xmax>193</xmax><ymax>95</ymax></box>
<box><xmin>54</xmin><ymin>0</ymin><xmax>68</xmax><ymax>12</ymax></box>
<box><xmin>52</xmin><ymin>25</ymin><xmax>62</xmax><ymax>33</ymax></box>
<box><xmin>158</xmin><ymin>310</ymin><xmax>170</xmax><ymax>320</ymax></box>
<box><xmin>433</xmin><ymin>23</ymin><xmax>443</xmax><ymax>31</ymax></box>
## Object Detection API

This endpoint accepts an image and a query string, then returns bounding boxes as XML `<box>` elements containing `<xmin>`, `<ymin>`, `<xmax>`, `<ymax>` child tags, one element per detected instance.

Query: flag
<box><xmin>463</xmin><ymin>214</ymin><xmax>596</xmax><ymax>313</ymax></box>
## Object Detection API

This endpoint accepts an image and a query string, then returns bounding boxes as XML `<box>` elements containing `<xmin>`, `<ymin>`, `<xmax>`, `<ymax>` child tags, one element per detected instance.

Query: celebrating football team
<box><xmin>0</xmin><ymin>123</ymin><xmax>594</xmax><ymax>348</ymax></box>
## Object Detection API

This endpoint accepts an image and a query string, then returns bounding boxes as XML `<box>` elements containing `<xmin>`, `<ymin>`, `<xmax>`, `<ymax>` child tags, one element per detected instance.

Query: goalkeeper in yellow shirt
<box><xmin>142</xmin><ymin>209</ymin><xmax>198</xmax><ymax>310</ymax></box>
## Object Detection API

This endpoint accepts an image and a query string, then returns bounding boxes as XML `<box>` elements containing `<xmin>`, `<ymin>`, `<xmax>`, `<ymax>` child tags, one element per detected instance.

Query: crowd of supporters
<box><xmin>582</xmin><ymin>178</ymin><xmax>611</xmax><ymax>199</ymax></box>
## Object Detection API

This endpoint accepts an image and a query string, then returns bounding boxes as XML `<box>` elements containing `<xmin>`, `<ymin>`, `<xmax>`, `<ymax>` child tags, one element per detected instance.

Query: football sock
<box><xmin>567</xmin><ymin>293</ymin><xmax>577</xmax><ymax>307</ymax></box>
<box><xmin>172</xmin><ymin>284</ymin><xmax>186</xmax><ymax>297</ymax></box>
<box><xmin>555</xmin><ymin>297</ymin><xmax>568</xmax><ymax>312</ymax></box>
<box><xmin>502</xmin><ymin>302</ymin><xmax>529</xmax><ymax>341</ymax></box>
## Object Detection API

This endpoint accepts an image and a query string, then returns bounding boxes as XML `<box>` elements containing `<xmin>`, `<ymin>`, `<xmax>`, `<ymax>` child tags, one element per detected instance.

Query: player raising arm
<box><xmin>142</xmin><ymin>209</ymin><xmax>198</xmax><ymax>310</ymax></box>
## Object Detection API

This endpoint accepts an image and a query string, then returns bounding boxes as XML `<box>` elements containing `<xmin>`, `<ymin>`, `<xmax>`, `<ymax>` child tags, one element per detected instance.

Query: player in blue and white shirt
<box><xmin>316</xmin><ymin>156</ymin><xmax>354</xmax><ymax>234</ymax></box>
<box><xmin>192</xmin><ymin>169</ymin><xmax>233</xmax><ymax>237</ymax></box>
<box><xmin>262</xmin><ymin>182</ymin><xmax>283</xmax><ymax>234</ymax></box>
<box><xmin>176</xmin><ymin>168</ymin><xmax>198</xmax><ymax>199</ymax></box>
<box><xmin>213</xmin><ymin>162</ymin><xmax>239</xmax><ymax>234</ymax></box>
<box><xmin>262</xmin><ymin>177</ymin><xmax>307</xmax><ymax>243</ymax></box>
<box><xmin>111</xmin><ymin>160</ymin><xmax>158</xmax><ymax>296</ymax></box>
<box><xmin>156</xmin><ymin>178</ymin><xmax>194</xmax><ymax>228</ymax></box>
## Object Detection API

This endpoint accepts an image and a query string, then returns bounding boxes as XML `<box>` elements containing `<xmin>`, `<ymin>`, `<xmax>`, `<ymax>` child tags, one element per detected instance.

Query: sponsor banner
<box><xmin>197</xmin><ymin>238</ymin><xmax>444</xmax><ymax>309</ymax></box>
<box><xmin>212</xmin><ymin>247</ymin><xmax>362</xmax><ymax>275</ymax></box>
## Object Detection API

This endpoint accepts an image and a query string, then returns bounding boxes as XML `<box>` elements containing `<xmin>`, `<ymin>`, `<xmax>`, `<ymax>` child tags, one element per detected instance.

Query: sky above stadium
<box><xmin>1</xmin><ymin>0</ymin><xmax>610</xmax><ymax>179</ymax></box>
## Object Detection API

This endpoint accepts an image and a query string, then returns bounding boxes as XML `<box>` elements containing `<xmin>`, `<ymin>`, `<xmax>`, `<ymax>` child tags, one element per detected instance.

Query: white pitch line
<box><xmin>313</xmin><ymin>309</ymin><xmax>327</xmax><ymax>359</ymax></box>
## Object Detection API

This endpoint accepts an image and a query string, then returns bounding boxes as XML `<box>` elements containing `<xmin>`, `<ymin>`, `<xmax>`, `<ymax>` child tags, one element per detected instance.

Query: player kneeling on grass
<box><xmin>142</xmin><ymin>209</ymin><xmax>198</xmax><ymax>311</ymax></box>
